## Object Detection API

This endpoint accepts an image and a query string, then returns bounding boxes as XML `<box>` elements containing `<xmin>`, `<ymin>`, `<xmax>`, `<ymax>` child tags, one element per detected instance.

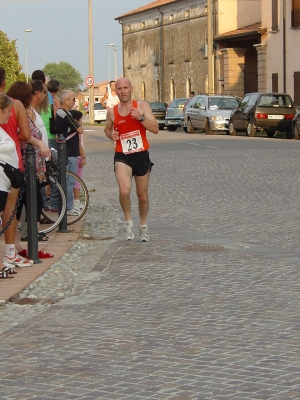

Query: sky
<box><xmin>1</xmin><ymin>0</ymin><xmax>149</xmax><ymax>86</ymax></box>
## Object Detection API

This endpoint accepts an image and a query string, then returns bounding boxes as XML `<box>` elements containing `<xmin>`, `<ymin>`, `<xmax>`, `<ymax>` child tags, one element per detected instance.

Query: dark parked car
<box><xmin>165</xmin><ymin>98</ymin><xmax>189</xmax><ymax>131</ymax></box>
<box><xmin>148</xmin><ymin>102</ymin><xmax>168</xmax><ymax>130</ymax></box>
<box><xmin>228</xmin><ymin>93</ymin><xmax>296</xmax><ymax>138</ymax></box>
<box><xmin>184</xmin><ymin>94</ymin><xmax>239</xmax><ymax>134</ymax></box>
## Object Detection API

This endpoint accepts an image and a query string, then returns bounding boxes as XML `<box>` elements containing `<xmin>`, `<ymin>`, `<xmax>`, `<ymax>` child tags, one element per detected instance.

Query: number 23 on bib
<box><xmin>120</xmin><ymin>130</ymin><xmax>144</xmax><ymax>154</ymax></box>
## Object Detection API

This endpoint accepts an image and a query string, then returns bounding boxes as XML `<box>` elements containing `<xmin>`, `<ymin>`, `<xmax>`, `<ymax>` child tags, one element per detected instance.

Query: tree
<box><xmin>0</xmin><ymin>30</ymin><xmax>23</xmax><ymax>89</ymax></box>
<box><xmin>43</xmin><ymin>62</ymin><xmax>83</xmax><ymax>92</ymax></box>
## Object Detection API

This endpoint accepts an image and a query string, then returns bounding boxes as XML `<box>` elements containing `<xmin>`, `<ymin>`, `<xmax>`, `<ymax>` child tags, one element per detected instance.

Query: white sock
<box><xmin>140</xmin><ymin>224</ymin><xmax>147</xmax><ymax>228</ymax></box>
<box><xmin>6</xmin><ymin>244</ymin><xmax>15</xmax><ymax>258</ymax></box>
<box><xmin>125</xmin><ymin>220</ymin><xmax>132</xmax><ymax>225</ymax></box>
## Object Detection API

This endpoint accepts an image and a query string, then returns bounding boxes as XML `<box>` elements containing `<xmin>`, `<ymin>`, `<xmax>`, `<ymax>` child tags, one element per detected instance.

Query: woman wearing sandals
<box><xmin>5</xmin><ymin>81</ymin><xmax>54</xmax><ymax>259</ymax></box>
<box><xmin>0</xmin><ymin>94</ymin><xmax>21</xmax><ymax>278</ymax></box>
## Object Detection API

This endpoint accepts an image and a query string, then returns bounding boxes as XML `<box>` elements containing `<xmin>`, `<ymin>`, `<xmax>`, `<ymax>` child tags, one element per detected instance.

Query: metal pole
<box><xmin>114</xmin><ymin>46</ymin><xmax>117</xmax><ymax>80</ymax></box>
<box><xmin>88</xmin><ymin>0</ymin><xmax>94</xmax><ymax>124</ymax></box>
<box><xmin>26</xmin><ymin>144</ymin><xmax>41</xmax><ymax>263</ymax></box>
<box><xmin>108</xmin><ymin>46</ymin><xmax>111</xmax><ymax>82</ymax></box>
<box><xmin>24</xmin><ymin>29</ymin><xmax>32</xmax><ymax>83</ymax></box>
<box><xmin>57</xmin><ymin>135</ymin><xmax>69</xmax><ymax>233</ymax></box>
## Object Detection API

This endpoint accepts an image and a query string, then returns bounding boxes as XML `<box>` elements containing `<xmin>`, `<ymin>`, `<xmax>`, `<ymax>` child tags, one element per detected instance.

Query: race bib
<box><xmin>120</xmin><ymin>130</ymin><xmax>144</xmax><ymax>154</ymax></box>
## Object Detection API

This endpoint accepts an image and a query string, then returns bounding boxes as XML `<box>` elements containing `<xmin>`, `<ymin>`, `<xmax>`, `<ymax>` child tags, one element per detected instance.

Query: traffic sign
<box><xmin>85</xmin><ymin>76</ymin><xmax>94</xmax><ymax>87</ymax></box>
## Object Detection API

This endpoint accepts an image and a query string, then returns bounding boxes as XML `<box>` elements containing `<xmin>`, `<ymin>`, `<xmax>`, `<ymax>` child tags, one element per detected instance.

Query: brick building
<box><xmin>115</xmin><ymin>0</ymin><xmax>208</xmax><ymax>103</ymax></box>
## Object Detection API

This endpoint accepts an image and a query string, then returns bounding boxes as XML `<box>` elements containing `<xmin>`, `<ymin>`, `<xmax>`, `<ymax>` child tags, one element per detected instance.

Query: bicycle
<box><xmin>39</xmin><ymin>164</ymin><xmax>89</xmax><ymax>234</ymax></box>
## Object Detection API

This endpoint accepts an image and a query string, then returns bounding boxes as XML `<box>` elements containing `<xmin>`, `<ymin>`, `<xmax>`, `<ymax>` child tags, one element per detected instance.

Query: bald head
<box><xmin>115</xmin><ymin>78</ymin><xmax>133</xmax><ymax>104</ymax></box>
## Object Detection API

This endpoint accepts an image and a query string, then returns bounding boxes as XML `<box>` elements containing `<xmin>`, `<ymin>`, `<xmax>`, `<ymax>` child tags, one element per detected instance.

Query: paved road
<box><xmin>1</xmin><ymin>128</ymin><xmax>300</xmax><ymax>399</ymax></box>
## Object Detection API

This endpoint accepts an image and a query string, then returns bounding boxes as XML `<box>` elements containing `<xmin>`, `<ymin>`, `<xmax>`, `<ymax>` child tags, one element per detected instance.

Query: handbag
<box><xmin>0</xmin><ymin>163</ymin><xmax>25</xmax><ymax>189</ymax></box>
<box><xmin>21</xmin><ymin>115</ymin><xmax>49</xmax><ymax>187</ymax></box>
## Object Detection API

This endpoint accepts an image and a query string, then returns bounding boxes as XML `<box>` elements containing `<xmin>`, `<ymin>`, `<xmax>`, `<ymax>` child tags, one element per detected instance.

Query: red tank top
<box><xmin>113</xmin><ymin>100</ymin><xmax>149</xmax><ymax>154</ymax></box>
<box><xmin>1</xmin><ymin>102</ymin><xmax>22</xmax><ymax>169</ymax></box>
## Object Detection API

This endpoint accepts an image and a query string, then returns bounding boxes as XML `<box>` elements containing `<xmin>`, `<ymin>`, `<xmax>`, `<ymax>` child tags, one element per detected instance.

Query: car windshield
<box><xmin>170</xmin><ymin>99</ymin><xmax>188</xmax><ymax>108</ymax></box>
<box><xmin>208</xmin><ymin>97</ymin><xmax>239</xmax><ymax>110</ymax></box>
<box><xmin>94</xmin><ymin>103</ymin><xmax>105</xmax><ymax>110</ymax></box>
<box><xmin>258</xmin><ymin>95</ymin><xmax>293</xmax><ymax>108</ymax></box>
<box><xmin>149</xmin><ymin>102</ymin><xmax>166</xmax><ymax>110</ymax></box>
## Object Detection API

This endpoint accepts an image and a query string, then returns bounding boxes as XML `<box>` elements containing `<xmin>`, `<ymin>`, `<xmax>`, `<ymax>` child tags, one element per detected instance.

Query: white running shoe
<box><xmin>67</xmin><ymin>208</ymin><xmax>80</xmax><ymax>216</ymax></box>
<box><xmin>138</xmin><ymin>225</ymin><xmax>149</xmax><ymax>242</ymax></box>
<box><xmin>3</xmin><ymin>252</ymin><xmax>34</xmax><ymax>268</ymax></box>
<box><xmin>124</xmin><ymin>221</ymin><xmax>134</xmax><ymax>240</ymax></box>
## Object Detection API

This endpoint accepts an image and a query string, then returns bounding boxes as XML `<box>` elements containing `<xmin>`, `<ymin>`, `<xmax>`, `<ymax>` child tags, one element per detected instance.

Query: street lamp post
<box><xmin>108</xmin><ymin>43</ymin><xmax>114</xmax><ymax>82</ymax></box>
<box><xmin>24</xmin><ymin>29</ymin><xmax>32</xmax><ymax>82</ymax></box>
<box><xmin>114</xmin><ymin>46</ymin><xmax>117</xmax><ymax>80</ymax></box>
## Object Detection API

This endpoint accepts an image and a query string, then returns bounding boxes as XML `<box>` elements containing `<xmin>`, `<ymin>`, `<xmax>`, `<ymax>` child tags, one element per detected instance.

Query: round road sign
<box><xmin>85</xmin><ymin>76</ymin><xmax>94</xmax><ymax>87</ymax></box>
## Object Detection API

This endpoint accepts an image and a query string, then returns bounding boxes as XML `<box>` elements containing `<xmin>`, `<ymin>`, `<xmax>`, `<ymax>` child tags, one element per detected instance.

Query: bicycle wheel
<box><xmin>66</xmin><ymin>171</ymin><xmax>89</xmax><ymax>225</ymax></box>
<box><xmin>40</xmin><ymin>176</ymin><xmax>66</xmax><ymax>234</ymax></box>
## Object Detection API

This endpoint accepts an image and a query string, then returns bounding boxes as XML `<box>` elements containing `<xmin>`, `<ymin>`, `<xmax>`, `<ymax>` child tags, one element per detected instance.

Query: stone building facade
<box><xmin>115</xmin><ymin>0</ymin><xmax>208</xmax><ymax>103</ymax></box>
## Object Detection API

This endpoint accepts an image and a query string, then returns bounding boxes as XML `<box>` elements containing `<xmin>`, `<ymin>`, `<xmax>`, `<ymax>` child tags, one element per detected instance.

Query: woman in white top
<box><xmin>0</xmin><ymin>94</ymin><xmax>20</xmax><ymax>278</ymax></box>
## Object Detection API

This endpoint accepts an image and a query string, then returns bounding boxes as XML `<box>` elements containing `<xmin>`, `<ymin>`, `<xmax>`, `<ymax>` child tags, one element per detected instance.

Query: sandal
<box><xmin>40</xmin><ymin>218</ymin><xmax>52</xmax><ymax>225</ymax></box>
<box><xmin>0</xmin><ymin>270</ymin><xmax>14</xmax><ymax>279</ymax></box>
<box><xmin>21</xmin><ymin>234</ymin><xmax>48</xmax><ymax>242</ymax></box>
<box><xmin>2</xmin><ymin>267</ymin><xmax>17</xmax><ymax>275</ymax></box>
<box><xmin>18</xmin><ymin>249</ymin><xmax>54</xmax><ymax>259</ymax></box>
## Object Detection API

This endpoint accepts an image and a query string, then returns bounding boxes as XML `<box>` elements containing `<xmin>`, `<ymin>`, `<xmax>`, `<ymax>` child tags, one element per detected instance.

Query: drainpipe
<box><xmin>158</xmin><ymin>8</ymin><xmax>164</xmax><ymax>102</ymax></box>
<box><xmin>283</xmin><ymin>0</ymin><xmax>286</xmax><ymax>92</ymax></box>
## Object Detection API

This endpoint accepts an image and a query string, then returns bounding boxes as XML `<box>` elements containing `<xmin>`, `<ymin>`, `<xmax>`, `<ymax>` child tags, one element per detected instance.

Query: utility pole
<box><xmin>207</xmin><ymin>0</ymin><xmax>214</xmax><ymax>94</ymax></box>
<box><xmin>88</xmin><ymin>0</ymin><xmax>94</xmax><ymax>124</ymax></box>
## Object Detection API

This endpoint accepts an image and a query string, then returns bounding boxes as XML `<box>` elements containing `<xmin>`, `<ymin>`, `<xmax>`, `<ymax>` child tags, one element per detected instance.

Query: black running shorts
<box><xmin>114</xmin><ymin>150</ymin><xmax>154</xmax><ymax>176</ymax></box>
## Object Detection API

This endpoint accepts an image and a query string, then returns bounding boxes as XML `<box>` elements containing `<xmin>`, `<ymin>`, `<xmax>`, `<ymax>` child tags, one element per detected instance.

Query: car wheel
<box><xmin>228</xmin><ymin>120</ymin><xmax>237</xmax><ymax>136</ymax></box>
<box><xmin>168</xmin><ymin>126</ymin><xmax>177</xmax><ymax>132</ymax></box>
<box><xmin>286</xmin><ymin>130</ymin><xmax>294</xmax><ymax>139</ymax></box>
<box><xmin>159</xmin><ymin>125</ymin><xmax>164</xmax><ymax>130</ymax></box>
<box><xmin>294</xmin><ymin>125</ymin><xmax>300</xmax><ymax>140</ymax></box>
<box><xmin>183</xmin><ymin>127</ymin><xmax>188</xmax><ymax>133</ymax></box>
<box><xmin>187</xmin><ymin>119</ymin><xmax>194</xmax><ymax>134</ymax></box>
<box><xmin>266</xmin><ymin>131</ymin><xmax>275</xmax><ymax>138</ymax></box>
<box><xmin>246</xmin><ymin>121</ymin><xmax>256</xmax><ymax>137</ymax></box>
<box><xmin>205</xmin><ymin>120</ymin><xmax>214</xmax><ymax>135</ymax></box>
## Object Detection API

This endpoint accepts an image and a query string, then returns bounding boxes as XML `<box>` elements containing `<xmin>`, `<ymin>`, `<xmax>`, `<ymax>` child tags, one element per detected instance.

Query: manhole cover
<box><xmin>182</xmin><ymin>244</ymin><xmax>244</xmax><ymax>252</ymax></box>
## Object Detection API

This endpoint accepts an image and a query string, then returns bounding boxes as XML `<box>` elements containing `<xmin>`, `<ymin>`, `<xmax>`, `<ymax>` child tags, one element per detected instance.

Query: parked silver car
<box><xmin>184</xmin><ymin>94</ymin><xmax>239</xmax><ymax>134</ymax></box>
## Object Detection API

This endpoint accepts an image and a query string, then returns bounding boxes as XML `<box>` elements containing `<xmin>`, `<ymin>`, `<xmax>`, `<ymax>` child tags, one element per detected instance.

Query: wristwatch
<box><xmin>139</xmin><ymin>114</ymin><xmax>145</xmax><ymax>122</ymax></box>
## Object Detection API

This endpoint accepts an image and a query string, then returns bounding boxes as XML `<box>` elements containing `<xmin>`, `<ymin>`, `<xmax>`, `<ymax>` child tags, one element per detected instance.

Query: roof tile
<box><xmin>116</xmin><ymin>0</ymin><xmax>178</xmax><ymax>19</ymax></box>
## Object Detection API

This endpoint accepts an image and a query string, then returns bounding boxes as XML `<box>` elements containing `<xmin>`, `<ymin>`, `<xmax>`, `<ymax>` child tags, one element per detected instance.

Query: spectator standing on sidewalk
<box><xmin>0</xmin><ymin>94</ymin><xmax>21</xmax><ymax>277</ymax></box>
<box><xmin>101</xmin><ymin>80</ymin><xmax>119</xmax><ymax>110</ymax></box>
<box><xmin>0</xmin><ymin>68</ymin><xmax>35</xmax><ymax>268</ymax></box>
<box><xmin>104</xmin><ymin>77</ymin><xmax>159</xmax><ymax>242</ymax></box>
<box><xmin>69</xmin><ymin>109</ymin><xmax>86</xmax><ymax>212</ymax></box>
<box><xmin>56</xmin><ymin>90</ymin><xmax>83</xmax><ymax>216</ymax></box>
<box><xmin>45</xmin><ymin>79</ymin><xmax>60</xmax><ymax>150</ymax></box>
<box><xmin>6</xmin><ymin>80</ymin><xmax>54</xmax><ymax>259</ymax></box>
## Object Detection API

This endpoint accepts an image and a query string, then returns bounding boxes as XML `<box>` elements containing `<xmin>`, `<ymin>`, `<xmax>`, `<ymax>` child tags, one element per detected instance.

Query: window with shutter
<box><xmin>292</xmin><ymin>0</ymin><xmax>300</xmax><ymax>28</ymax></box>
<box><xmin>272</xmin><ymin>73</ymin><xmax>278</xmax><ymax>92</ymax></box>
<box><xmin>272</xmin><ymin>0</ymin><xmax>278</xmax><ymax>31</ymax></box>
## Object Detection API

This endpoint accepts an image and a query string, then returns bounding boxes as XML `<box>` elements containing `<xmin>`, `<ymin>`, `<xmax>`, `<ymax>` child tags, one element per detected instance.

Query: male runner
<box><xmin>104</xmin><ymin>77</ymin><xmax>159</xmax><ymax>242</ymax></box>
<box><xmin>101</xmin><ymin>80</ymin><xmax>119</xmax><ymax>110</ymax></box>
